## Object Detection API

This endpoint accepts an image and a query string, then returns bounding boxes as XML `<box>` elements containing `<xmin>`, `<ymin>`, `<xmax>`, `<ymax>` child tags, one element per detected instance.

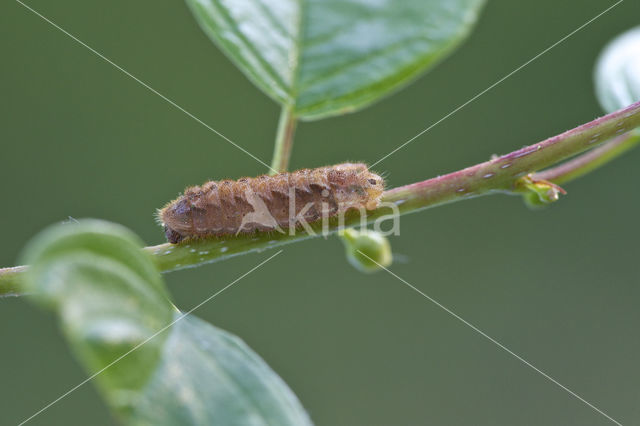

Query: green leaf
<box><xmin>130</xmin><ymin>314</ymin><xmax>311</xmax><ymax>425</ymax></box>
<box><xmin>595</xmin><ymin>26</ymin><xmax>640</xmax><ymax>114</ymax></box>
<box><xmin>22</xmin><ymin>219</ymin><xmax>311</xmax><ymax>425</ymax></box>
<box><xmin>186</xmin><ymin>0</ymin><xmax>485</xmax><ymax>120</ymax></box>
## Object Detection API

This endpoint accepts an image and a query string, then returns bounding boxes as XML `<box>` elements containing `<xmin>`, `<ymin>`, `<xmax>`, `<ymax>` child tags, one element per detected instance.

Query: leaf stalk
<box><xmin>269</xmin><ymin>105</ymin><xmax>297</xmax><ymax>174</ymax></box>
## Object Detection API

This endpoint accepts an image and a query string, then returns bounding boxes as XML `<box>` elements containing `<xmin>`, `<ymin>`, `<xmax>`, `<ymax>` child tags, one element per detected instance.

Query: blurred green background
<box><xmin>1</xmin><ymin>1</ymin><xmax>639</xmax><ymax>425</ymax></box>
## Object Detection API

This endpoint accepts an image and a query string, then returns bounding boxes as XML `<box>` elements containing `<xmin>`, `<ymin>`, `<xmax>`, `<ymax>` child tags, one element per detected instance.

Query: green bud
<box><xmin>522</xmin><ymin>191</ymin><xmax>549</xmax><ymax>209</ymax></box>
<box><xmin>518</xmin><ymin>175</ymin><xmax>566</xmax><ymax>210</ymax></box>
<box><xmin>339</xmin><ymin>228</ymin><xmax>392</xmax><ymax>273</ymax></box>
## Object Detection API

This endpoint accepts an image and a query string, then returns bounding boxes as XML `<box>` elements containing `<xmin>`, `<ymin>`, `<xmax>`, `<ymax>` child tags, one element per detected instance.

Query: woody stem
<box><xmin>2</xmin><ymin>101</ymin><xmax>640</xmax><ymax>297</ymax></box>
<box><xmin>533</xmin><ymin>131</ymin><xmax>640</xmax><ymax>184</ymax></box>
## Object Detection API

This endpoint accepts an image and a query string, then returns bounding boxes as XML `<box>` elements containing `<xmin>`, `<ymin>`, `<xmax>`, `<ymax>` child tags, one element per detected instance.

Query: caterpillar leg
<box><xmin>164</xmin><ymin>225</ymin><xmax>185</xmax><ymax>244</ymax></box>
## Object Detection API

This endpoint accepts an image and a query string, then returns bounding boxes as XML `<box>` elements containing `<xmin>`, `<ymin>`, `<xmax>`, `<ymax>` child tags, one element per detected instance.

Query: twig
<box><xmin>0</xmin><ymin>265</ymin><xmax>28</xmax><ymax>297</ymax></box>
<box><xmin>534</xmin><ymin>131</ymin><xmax>640</xmax><ymax>184</ymax></box>
<box><xmin>2</xmin><ymin>100</ymin><xmax>640</xmax><ymax>297</ymax></box>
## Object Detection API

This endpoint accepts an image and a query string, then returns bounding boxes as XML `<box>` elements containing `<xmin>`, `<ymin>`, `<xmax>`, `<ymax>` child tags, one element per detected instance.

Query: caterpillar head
<box><xmin>328</xmin><ymin>163</ymin><xmax>384</xmax><ymax>210</ymax></box>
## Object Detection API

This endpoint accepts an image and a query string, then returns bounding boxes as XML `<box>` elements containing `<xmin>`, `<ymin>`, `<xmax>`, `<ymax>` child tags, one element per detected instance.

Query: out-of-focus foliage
<box><xmin>595</xmin><ymin>26</ymin><xmax>640</xmax><ymax>113</ymax></box>
<box><xmin>22</xmin><ymin>220</ymin><xmax>312</xmax><ymax>426</ymax></box>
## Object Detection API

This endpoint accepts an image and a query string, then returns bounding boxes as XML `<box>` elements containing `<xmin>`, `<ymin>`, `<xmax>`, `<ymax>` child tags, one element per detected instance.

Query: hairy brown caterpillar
<box><xmin>159</xmin><ymin>163</ymin><xmax>384</xmax><ymax>243</ymax></box>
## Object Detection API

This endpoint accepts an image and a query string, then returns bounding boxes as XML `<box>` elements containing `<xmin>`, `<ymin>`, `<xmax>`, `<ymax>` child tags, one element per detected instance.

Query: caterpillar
<box><xmin>158</xmin><ymin>163</ymin><xmax>384</xmax><ymax>243</ymax></box>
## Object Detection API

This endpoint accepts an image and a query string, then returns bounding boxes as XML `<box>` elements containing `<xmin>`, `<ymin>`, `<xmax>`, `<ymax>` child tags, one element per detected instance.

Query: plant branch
<box><xmin>2</xmin><ymin>100</ymin><xmax>640</xmax><ymax>297</ymax></box>
<box><xmin>269</xmin><ymin>105</ymin><xmax>297</xmax><ymax>174</ymax></box>
<box><xmin>0</xmin><ymin>266</ymin><xmax>28</xmax><ymax>297</ymax></box>
<box><xmin>534</xmin><ymin>131</ymin><xmax>640</xmax><ymax>184</ymax></box>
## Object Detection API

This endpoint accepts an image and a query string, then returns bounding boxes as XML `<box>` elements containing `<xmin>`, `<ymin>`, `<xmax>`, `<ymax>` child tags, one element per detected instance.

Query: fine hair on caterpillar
<box><xmin>158</xmin><ymin>163</ymin><xmax>386</xmax><ymax>243</ymax></box>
